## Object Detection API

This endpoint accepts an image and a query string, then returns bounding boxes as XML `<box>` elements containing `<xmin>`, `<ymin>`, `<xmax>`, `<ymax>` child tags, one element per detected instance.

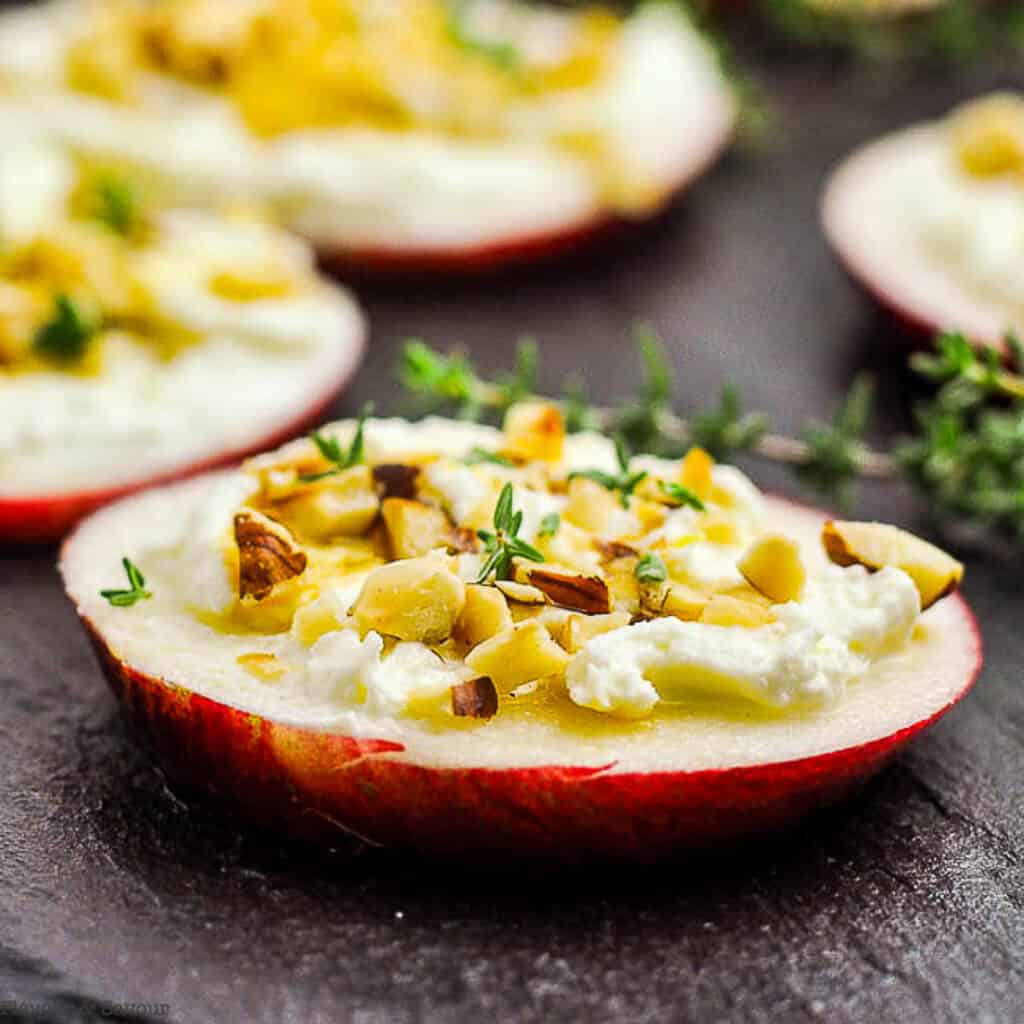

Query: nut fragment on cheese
<box><xmin>822</xmin><ymin>520</ymin><xmax>963</xmax><ymax>611</ymax></box>
<box><xmin>234</xmin><ymin>509</ymin><xmax>307</xmax><ymax>601</ymax></box>
<box><xmin>351</xmin><ymin>554</ymin><xmax>466</xmax><ymax>644</ymax></box>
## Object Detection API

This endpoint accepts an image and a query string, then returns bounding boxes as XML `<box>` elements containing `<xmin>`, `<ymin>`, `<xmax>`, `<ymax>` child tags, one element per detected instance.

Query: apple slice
<box><xmin>60</xmin><ymin>477</ymin><xmax>981</xmax><ymax>861</ymax></box>
<box><xmin>822</xmin><ymin>122</ymin><xmax>1022</xmax><ymax>350</ymax></box>
<box><xmin>823</xmin><ymin>520</ymin><xmax>964</xmax><ymax>610</ymax></box>
<box><xmin>0</xmin><ymin>3</ymin><xmax>735</xmax><ymax>274</ymax></box>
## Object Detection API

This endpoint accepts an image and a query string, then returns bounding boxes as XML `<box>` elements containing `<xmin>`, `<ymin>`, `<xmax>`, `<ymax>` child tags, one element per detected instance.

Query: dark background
<box><xmin>2</xmin><ymin>17</ymin><xmax>1023</xmax><ymax>1024</ymax></box>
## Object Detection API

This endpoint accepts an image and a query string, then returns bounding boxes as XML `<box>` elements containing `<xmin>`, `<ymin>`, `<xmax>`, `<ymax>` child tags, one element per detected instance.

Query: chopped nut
<box><xmin>465</xmin><ymin>620</ymin><xmax>571</xmax><ymax>692</ymax></box>
<box><xmin>447</xmin><ymin>527</ymin><xmax>479</xmax><ymax>554</ymax></box>
<box><xmin>278</xmin><ymin>466</ymin><xmax>379</xmax><ymax>541</ymax></box>
<box><xmin>495</xmin><ymin>579</ymin><xmax>549</xmax><ymax>605</ymax></box>
<box><xmin>456</xmin><ymin>584</ymin><xmax>514</xmax><ymax>648</ymax></box>
<box><xmin>738</xmin><ymin>534</ymin><xmax>806</xmax><ymax>604</ymax></box>
<box><xmin>594</xmin><ymin>539</ymin><xmax>638</xmax><ymax>562</ymax></box>
<box><xmin>451</xmin><ymin>677</ymin><xmax>499</xmax><ymax>720</ymax></box>
<box><xmin>502</xmin><ymin>401</ymin><xmax>565</xmax><ymax>463</ymax></box>
<box><xmin>559</xmin><ymin>610</ymin><xmax>631</xmax><ymax>653</ymax></box>
<box><xmin>234</xmin><ymin>510</ymin><xmax>307</xmax><ymax>601</ymax></box>
<box><xmin>526</xmin><ymin>567</ymin><xmax>612</xmax><ymax>614</ymax></box>
<box><xmin>351</xmin><ymin>556</ymin><xmax>466</xmax><ymax>643</ymax></box>
<box><xmin>822</xmin><ymin>520</ymin><xmax>964</xmax><ymax>610</ymax></box>
<box><xmin>680</xmin><ymin>447</ymin><xmax>714</xmax><ymax>499</ymax></box>
<box><xmin>563</xmin><ymin>476</ymin><xmax>624</xmax><ymax>533</ymax></box>
<box><xmin>381</xmin><ymin>498</ymin><xmax>452</xmax><ymax>560</ymax></box>
<box><xmin>700</xmin><ymin>595</ymin><xmax>776</xmax><ymax>628</ymax></box>
<box><xmin>373</xmin><ymin>463</ymin><xmax>420</xmax><ymax>500</ymax></box>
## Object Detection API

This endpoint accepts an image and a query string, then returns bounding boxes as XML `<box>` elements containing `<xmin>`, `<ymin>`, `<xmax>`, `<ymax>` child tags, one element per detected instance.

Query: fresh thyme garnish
<box><xmin>33</xmin><ymin>294</ymin><xmax>98</xmax><ymax>365</ymax></box>
<box><xmin>476</xmin><ymin>483</ymin><xmax>545</xmax><ymax>583</ymax></box>
<box><xmin>659</xmin><ymin>481</ymin><xmax>706</xmax><ymax>511</ymax></box>
<box><xmin>92</xmin><ymin>172</ymin><xmax>141</xmax><ymax>237</ymax></box>
<box><xmin>570</xmin><ymin>436</ymin><xmax>647</xmax><ymax>509</ymax></box>
<box><xmin>464</xmin><ymin>447</ymin><xmax>516</xmax><ymax>467</ymax></box>
<box><xmin>300</xmin><ymin>403</ymin><xmax>373</xmax><ymax>482</ymax></box>
<box><xmin>538</xmin><ymin>513</ymin><xmax>561</xmax><ymax>539</ymax></box>
<box><xmin>634</xmin><ymin>552</ymin><xmax>667</xmax><ymax>585</ymax></box>
<box><xmin>100</xmin><ymin>558</ymin><xmax>152</xmax><ymax>607</ymax></box>
<box><xmin>445</xmin><ymin>0</ymin><xmax>520</xmax><ymax>71</ymax></box>
<box><xmin>397</xmin><ymin>325</ymin><xmax>1024</xmax><ymax>545</ymax></box>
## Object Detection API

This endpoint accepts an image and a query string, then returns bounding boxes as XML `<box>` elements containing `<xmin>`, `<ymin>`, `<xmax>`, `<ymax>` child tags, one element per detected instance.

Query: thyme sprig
<box><xmin>33</xmin><ymin>294</ymin><xmax>99</xmax><ymax>365</ymax></box>
<box><xmin>300</xmin><ymin>403</ymin><xmax>373</xmax><ymax>482</ymax></box>
<box><xmin>397</xmin><ymin>326</ymin><xmax>1024</xmax><ymax>544</ymax></box>
<box><xmin>570</xmin><ymin>436</ymin><xmax>648</xmax><ymax>508</ymax></box>
<box><xmin>398</xmin><ymin>326</ymin><xmax>894</xmax><ymax>501</ymax></box>
<box><xmin>91</xmin><ymin>173</ymin><xmax>142</xmax><ymax>237</ymax></box>
<box><xmin>476</xmin><ymin>483</ymin><xmax>545</xmax><ymax>582</ymax></box>
<box><xmin>100</xmin><ymin>558</ymin><xmax>152</xmax><ymax>607</ymax></box>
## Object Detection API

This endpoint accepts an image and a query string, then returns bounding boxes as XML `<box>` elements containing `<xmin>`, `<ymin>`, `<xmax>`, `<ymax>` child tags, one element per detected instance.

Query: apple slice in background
<box><xmin>0</xmin><ymin>205</ymin><xmax>366</xmax><ymax>543</ymax></box>
<box><xmin>822</xmin><ymin>97</ymin><xmax>1024</xmax><ymax>351</ymax></box>
<box><xmin>0</xmin><ymin>2</ymin><xmax>736</xmax><ymax>273</ymax></box>
<box><xmin>60</xmin><ymin>478</ymin><xmax>981</xmax><ymax>862</ymax></box>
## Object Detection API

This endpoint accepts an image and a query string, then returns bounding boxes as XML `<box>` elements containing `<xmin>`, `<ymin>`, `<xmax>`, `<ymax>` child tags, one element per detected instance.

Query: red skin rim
<box><xmin>314</xmin><ymin>117</ymin><xmax>735</xmax><ymax>277</ymax></box>
<box><xmin>62</xmin><ymin>496</ymin><xmax>983</xmax><ymax>862</ymax></box>
<box><xmin>0</xmin><ymin>327</ymin><xmax>366</xmax><ymax>544</ymax></box>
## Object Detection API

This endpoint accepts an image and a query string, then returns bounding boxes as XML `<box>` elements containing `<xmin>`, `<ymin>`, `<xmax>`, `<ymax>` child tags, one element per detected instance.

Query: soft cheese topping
<box><xmin>0</xmin><ymin>136</ymin><xmax>362</xmax><ymax>494</ymax></box>
<box><xmin>910</xmin><ymin>94</ymin><xmax>1024</xmax><ymax>316</ymax></box>
<box><xmin>154</xmin><ymin>410</ymin><xmax>955</xmax><ymax>724</ymax></box>
<box><xmin>0</xmin><ymin>0</ymin><xmax>731</xmax><ymax>238</ymax></box>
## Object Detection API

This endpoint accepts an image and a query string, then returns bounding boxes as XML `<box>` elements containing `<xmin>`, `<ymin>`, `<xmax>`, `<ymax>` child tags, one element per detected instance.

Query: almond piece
<box><xmin>738</xmin><ymin>534</ymin><xmax>806</xmax><ymax>604</ymax></box>
<box><xmin>451</xmin><ymin>677</ymin><xmax>499</xmax><ymax>720</ymax></box>
<box><xmin>372</xmin><ymin>463</ymin><xmax>420</xmax><ymax>500</ymax></box>
<box><xmin>502</xmin><ymin>401</ymin><xmax>565</xmax><ymax>463</ymax></box>
<box><xmin>526</xmin><ymin>567</ymin><xmax>612</xmax><ymax>614</ymax></box>
<box><xmin>234</xmin><ymin>511</ymin><xmax>307</xmax><ymax>601</ymax></box>
<box><xmin>495</xmin><ymin>580</ymin><xmax>549</xmax><ymax>606</ymax></box>
<box><xmin>381</xmin><ymin>498</ymin><xmax>452</xmax><ymax>560</ymax></box>
<box><xmin>822</xmin><ymin>520</ymin><xmax>964</xmax><ymax>611</ymax></box>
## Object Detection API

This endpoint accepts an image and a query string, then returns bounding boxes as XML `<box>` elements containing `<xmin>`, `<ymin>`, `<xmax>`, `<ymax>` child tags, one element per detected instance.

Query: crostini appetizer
<box><xmin>0</xmin><ymin>0</ymin><xmax>735</xmax><ymax>271</ymax></box>
<box><xmin>0</xmin><ymin>135</ymin><xmax>365</xmax><ymax>541</ymax></box>
<box><xmin>823</xmin><ymin>94</ymin><xmax>1024</xmax><ymax>349</ymax></box>
<box><xmin>61</xmin><ymin>404</ymin><xmax>980</xmax><ymax>859</ymax></box>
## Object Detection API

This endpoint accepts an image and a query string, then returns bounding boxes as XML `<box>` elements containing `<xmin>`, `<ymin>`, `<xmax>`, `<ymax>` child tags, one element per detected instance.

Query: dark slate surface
<box><xmin>2</xmin><ymin>26</ymin><xmax>1023</xmax><ymax>1024</ymax></box>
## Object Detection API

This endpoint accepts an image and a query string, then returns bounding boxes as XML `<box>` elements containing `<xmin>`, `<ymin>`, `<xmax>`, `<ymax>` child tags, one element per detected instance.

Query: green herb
<box><xmin>795</xmin><ymin>374</ymin><xmax>875</xmax><ymax>506</ymax></box>
<box><xmin>464</xmin><ymin>447</ymin><xmax>516</xmax><ymax>467</ymax></box>
<box><xmin>100</xmin><ymin>558</ymin><xmax>152</xmax><ymax>607</ymax></box>
<box><xmin>445</xmin><ymin>1</ymin><xmax>520</xmax><ymax>71</ymax></box>
<box><xmin>659</xmin><ymin>481</ymin><xmax>705</xmax><ymax>511</ymax></box>
<box><xmin>571</xmin><ymin>436</ymin><xmax>647</xmax><ymax>509</ymax></box>
<box><xmin>92</xmin><ymin>173</ymin><xmax>141</xmax><ymax>237</ymax></box>
<box><xmin>33</xmin><ymin>294</ymin><xmax>98</xmax><ymax>365</ymax></box>
<box><xmin>476</xmin><ymin>483</ymin><xmax>545</xmax><ymax>582</ymax></box>
<box><xmin>300</xmin><ymin>403</ymin><xmax>373</xmax><ymax>482</ymax></box>
<box><xmin>634</xmin><ymin>552</ymin><xmax>667</xmax><ymax>585</ymax></box>
<box><xmin>690</xmin><ymin>382</ymin><xmax>767</xmax><ymax>462</ymax></box>
<box><xmin>538</xmin><ymin>513</ymin><xmax>561</xmax><ymax>539</ymax></box>
<box><xmin>396</xmin><ymin>327</ymin><xmax>1024</xmax><ymax>546</ymax></box>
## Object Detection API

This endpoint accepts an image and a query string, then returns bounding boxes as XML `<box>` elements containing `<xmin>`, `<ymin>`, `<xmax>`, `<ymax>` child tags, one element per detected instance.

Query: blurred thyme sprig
<box><xmin>897</xmin><ymin>332</ymin><xmax>1024</xmax><ymax>541</ymax></box>
<box><xmin>398</xmin><ymin>324</ymin><xmax>893</xmax><ymax>510</ymax></box>
<box><xmin>755</xmin><ymin>0</ymin><xmax>1024</xmax><ymax>63</ymax></box>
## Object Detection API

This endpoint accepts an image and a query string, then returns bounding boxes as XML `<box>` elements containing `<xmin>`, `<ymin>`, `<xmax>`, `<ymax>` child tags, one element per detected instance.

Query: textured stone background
<box><xmin>1</xmin><ymin>13</ymin><xmax>1023</xmax><ymax>1024</ymax></box>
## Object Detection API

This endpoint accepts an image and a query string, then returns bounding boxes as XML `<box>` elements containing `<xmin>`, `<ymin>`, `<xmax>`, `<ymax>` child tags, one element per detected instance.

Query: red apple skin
<box><xmin>78</xmin><ymin>595</ymin><xmax>981</xmax><ymax>863</ymax></box>
<box><xmin>0</xmin><ymin>334</ymin><xmax>365</xmax><ymax>544</ymax></box>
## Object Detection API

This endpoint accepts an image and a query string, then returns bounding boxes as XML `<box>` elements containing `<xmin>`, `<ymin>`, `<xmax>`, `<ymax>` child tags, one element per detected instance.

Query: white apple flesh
<box><xmin>60</xmin><ymin>475</ymin><xmax>982</xmax><ymax>861</ymax></box>
<box><xmin>822</xmin><ymin>125</ymin><xmax>1021</xmax><ymax>351</ymax></box>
